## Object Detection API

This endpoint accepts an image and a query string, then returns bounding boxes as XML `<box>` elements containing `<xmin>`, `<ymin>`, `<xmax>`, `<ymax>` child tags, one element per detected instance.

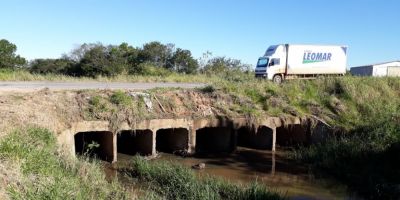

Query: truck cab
<box><xmin>255</xmin><ymin>45</ymin><xmax>286</xmax><ymax>83</ymax></box>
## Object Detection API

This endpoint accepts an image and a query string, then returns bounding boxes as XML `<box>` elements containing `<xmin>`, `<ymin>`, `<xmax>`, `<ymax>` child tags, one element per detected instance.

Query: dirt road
<box><xmin>0</xmin><ymin>81</ymin><xmax>206</xmax><ymax>91</ymax></box>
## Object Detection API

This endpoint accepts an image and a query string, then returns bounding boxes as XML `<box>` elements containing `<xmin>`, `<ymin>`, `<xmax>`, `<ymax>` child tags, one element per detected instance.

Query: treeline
<box><xmin>0</xmin><ymin>39</ymin><xmax>251</xmax><ymax>77</ymax></box>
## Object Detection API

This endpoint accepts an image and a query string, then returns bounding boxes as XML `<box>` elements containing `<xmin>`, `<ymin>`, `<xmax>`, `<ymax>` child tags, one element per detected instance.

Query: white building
<box><xmin>350</xmin><ymin>61</ymin><xmax>400</xmax><ymax>77</ymax></box>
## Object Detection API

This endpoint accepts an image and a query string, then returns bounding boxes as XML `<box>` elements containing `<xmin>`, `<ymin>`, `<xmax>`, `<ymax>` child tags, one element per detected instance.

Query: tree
<box><xmin>30</xmin><ymin>58</ymin><xmax>75</xmax><ymax>74</ymax></box>
<box><xmin>0</xmin><ymin>39</ymin><xmax>26</xmax><ymax>69</ymax></box>
<box><xmin>68</xmin><ymin>43</ymin><xmax>136</xmax><ymax>77</ymax></box>
<box><xmin>68</xmin><ymin>43</ymin><xmax>99</xmax><ymax>62</ymax></box>
<box><xmin>202</xmin><ymin>56</ymin><xmax>250</xmax><ymax>74</ymax></box>
<box><xmin>77</xmin><ymin>44</ymin><xmax>111</xmax><ymax>77</ymax></box>
<box><xmin>137</xmin><ymin>41</ymin><xmax>174</xmax><ymax>68</ymax></box>
<box><xmin>202</xmin><ymin>56</ymin><xmax>251</xmax><ymax>81</ymax></box>
<box><xmin>170</xmin><ymin>48</ymin><xmax>198</xmax><ymax>74</ymax></box>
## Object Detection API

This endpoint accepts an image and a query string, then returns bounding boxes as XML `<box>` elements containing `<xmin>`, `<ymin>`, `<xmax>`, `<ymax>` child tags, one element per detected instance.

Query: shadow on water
<box><xmin>194</xmin><ymin>148</ymin><xmax>307</xmax><ymax>176</ymax></box>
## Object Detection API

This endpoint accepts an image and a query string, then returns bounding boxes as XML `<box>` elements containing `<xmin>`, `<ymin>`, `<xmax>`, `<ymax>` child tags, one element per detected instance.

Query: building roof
<box><xmin>352</xmin><ymin>60</ymin><xmax>400</xmax><ymax>68</ymax></box>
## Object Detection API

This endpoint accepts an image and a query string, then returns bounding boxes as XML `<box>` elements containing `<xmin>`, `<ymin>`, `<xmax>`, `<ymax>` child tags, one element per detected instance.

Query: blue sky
<box><xmin>1</xmin><ymin>0</ymin><xmax>399</xmax><ymax>67</ymax></box>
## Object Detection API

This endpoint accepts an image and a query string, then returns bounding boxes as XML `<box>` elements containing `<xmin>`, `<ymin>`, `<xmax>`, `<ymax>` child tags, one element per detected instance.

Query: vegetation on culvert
<box><xmin>110</xmin><ymin>90</ymin><xmax>133</xmax><ymax>106</ymax></box>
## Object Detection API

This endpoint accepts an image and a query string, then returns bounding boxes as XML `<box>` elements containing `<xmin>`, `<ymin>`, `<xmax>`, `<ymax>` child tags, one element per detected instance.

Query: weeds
<box><xmin>87</xmin><ymin>95</ymin><xmax>109</xmax><ymax>119</ymax></box>
<box><xmin>126</xmin><ymin>156</ymin><xmax>284</xmax><ymax>200</ymax></box>
<box><xmin>0</xmin><ymin>127</ymin><xmax>129</xmax><ymax>200</ymax></box>
<box><xmin>291</xmin><ymin>113</ymin><xmax>400</xmax><ymax>199</ymax></box>
<box><xmin>110</xmin><ymin>90</ymin><xmax>132</xmax><ymax>106</ymax></box>
<box><xmin>200</xmin><ymin>85</ymin><xmax>216</xmax><ymax>93</ymax></box>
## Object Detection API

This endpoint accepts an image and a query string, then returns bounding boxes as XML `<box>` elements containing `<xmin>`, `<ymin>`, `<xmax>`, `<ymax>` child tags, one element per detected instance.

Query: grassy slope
<box><xmin>0</xmin><ymin>127</ymin><xmax>130</xmax><ymax>200</ymax></box>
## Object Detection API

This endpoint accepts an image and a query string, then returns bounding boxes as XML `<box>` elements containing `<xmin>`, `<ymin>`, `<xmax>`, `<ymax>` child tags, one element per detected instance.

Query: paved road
<box><xmin>0</xmin><ymin>81</ymin><xmax>206</xmax><ymax>91</ymax></box>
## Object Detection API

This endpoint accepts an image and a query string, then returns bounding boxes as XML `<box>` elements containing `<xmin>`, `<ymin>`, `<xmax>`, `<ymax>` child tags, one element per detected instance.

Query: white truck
<box><xmin>255</xmin><ymin>44</ymin><xmax>348</xmax><ymax>83</ymax></box>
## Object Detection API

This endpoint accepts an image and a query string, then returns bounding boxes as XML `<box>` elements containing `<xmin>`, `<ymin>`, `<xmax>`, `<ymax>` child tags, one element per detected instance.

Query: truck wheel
<box><xmin>273</xmin><ymin>75</ymin><xmax>283</xmax><ymax>84</ymax></box>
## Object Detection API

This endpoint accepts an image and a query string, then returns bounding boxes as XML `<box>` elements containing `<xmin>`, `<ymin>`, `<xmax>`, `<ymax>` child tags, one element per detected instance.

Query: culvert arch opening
<box><xmin>74</xmin><ymin>131</ymin><xmax>114</xmax><ymax>162</ymax></box>
<box><xmin>117</xmin><ymin>130</ymin><xmax>153</xmax><ymax>156</ymax></box>
<box><xmin>195</xmin><ymin>127</ymin><xmax>235</xmax><ymax>154</ymax></box>
<box><xmin>237</xmin><ymin>126</ymin><xmax>273</xmax><ymax>150</ymax></box>
<box><xmin>156</xmin><ymin>128</ymin><xmax>189</xmax><ymax>154</ymax></box>
<box><xmin>276</xmin><ymin>124</ymin><xmax>310</xmax><ymax>147</ymax></box>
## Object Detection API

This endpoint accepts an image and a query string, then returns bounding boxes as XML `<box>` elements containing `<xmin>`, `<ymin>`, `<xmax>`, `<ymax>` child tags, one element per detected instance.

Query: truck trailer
<box><xmin>255</xmin><ymin>44</ymin><xmax>348</xmax><ymax>83</ymax></box>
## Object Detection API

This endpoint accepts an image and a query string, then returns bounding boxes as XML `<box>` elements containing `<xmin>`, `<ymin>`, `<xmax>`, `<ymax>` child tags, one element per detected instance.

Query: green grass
<box><xmin>0</xmin><ymin>127</ymin><xmax>129</xmax><ymax>200</ymax></box>
<box><xmin>290</xmin><ymin>111</ymin><xmax>400</xmax><ymax>199</ymax></box>
<box><xmin>0</xmin><ymin>68</ymin><xmax>220</xmax><ymax>83</ymax></box>
<box><xmin>110</xmin><ymin>90</ymin><xmax>133</xmax><ymax>106</ymax></box>
<box><xmin>216</xmin><ymin>76</ymin><xmax>400</xmax><ymax>128</ymax></box>
<box><xmin>125</xmin><ymin>156</ymin><xmax>284</xmax><ymax>200</ymax></box>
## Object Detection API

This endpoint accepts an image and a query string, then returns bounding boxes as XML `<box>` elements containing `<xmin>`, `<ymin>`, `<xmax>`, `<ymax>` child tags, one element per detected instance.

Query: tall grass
<box><xmin>284</xmin><ymin>78</ymin><xmax>400</xmax><ymax>199</ymax></box>
<box><xmin>0</xmin><ymin>68</ymin><xmax>221</xmax><ymax>83</ymax></box>
<box><xmin>126</xmin><ymin>156</ymin><xmax>284</xmax><ymax>200</ymax></box>
<box><xmin>0</xmin><ymin>127</ymin><xmax>130</xmax><ymax>200</ymax></box>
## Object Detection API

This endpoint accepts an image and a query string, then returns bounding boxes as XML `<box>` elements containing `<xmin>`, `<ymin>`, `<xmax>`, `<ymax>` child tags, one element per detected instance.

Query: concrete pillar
<box><xmin>271</xmin><ymin>151</ymin><xmax>276</xmax><ymax>176</ymax></box>
<box><xmin>151</xmin><ymin>129</ymin><xmax>157</xmax><ymax>156</ymax></box>
<box><xmin>272</xmin><ymin>127</ymin><xmax>276</xmax><ymax>152</ymax></box>
<box><xmin>112</xmin><ymin>133</ymin><xmax>117</xmax><ymax>163</ymax></box>
<box><xmin>188</xmin><ymin>126</ymin><xmax>196</xmax><ymax>154</ymax></box>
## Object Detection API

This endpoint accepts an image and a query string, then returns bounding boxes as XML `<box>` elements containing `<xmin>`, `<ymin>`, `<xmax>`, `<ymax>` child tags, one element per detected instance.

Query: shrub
<box><xmin>110</xmin><ymin>90</ymin><xmax>132</xmax><ymax>106</ymax></box>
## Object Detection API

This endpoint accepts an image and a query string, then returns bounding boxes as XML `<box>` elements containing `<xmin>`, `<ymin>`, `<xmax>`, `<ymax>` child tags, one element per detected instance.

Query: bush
<box><xmin>130</xmin><ymin>62</ymin><xmax>172</xmax><ymax>76</ymax></box>
<box><xmin>110</xmin><ymin>90</ymin><xmax>132</xmax><ymax>106</ymax></box>
<box><xmin>29</xmin><ymin>58</ymin><xmax>76</xmax><ymax>74</ymax></box>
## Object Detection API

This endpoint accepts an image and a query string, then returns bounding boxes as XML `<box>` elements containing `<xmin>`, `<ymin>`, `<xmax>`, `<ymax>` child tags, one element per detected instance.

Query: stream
<box><xmin>106</xmin><ymin>147</ymin><xmax>358</xmax><ymax>200</ymax></box>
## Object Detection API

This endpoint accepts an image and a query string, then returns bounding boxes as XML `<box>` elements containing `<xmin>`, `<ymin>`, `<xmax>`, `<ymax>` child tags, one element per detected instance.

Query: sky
<box><xmin>1</xmin><ymin>0</ymin><xmax>399</xmax><ymax>67</ymax></box>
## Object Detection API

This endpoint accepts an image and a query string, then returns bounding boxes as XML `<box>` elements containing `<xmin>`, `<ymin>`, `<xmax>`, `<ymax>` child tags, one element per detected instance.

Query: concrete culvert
<box><xmin>156</xmin><ymin>128</ymin><xmax>189</xmax><ymax>153</ymax></box>
<box><xmin>117</xmin><ymin>130</ymin><xmax>153</xmax><ymax>156</ymax></box>
<box><xmin>195</xmin><ymin>127</ymin><xmax>235</xmax><ymax>154</ymax></box>
<box><xmin>237</xmin><ymin>126</ymin><xmax>273</xmax><ymax>150</ymax></box>
<box><xmin>74</xmin><ymin>131</ymin><xmax>114</xmax><ymax>162</ymax></box>
<box><xmin>276</xmin><ymin>124</ymin><xmax>309</xmax><ymax>147</ymax></box>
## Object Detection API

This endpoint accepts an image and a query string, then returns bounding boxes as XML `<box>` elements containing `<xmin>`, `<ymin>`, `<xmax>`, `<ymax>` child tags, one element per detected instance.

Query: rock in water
<box><xmin>192</xmin><ymin>163</ymin><xmax>206</xmax><ymax>170</ymax></box>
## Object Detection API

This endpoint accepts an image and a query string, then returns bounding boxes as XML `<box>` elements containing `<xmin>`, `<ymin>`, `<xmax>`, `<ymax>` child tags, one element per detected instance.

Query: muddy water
<box><xmin>110</xmin><ymin>147</ymin><xmax>353</xmax><ymax>200</ymax></box>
